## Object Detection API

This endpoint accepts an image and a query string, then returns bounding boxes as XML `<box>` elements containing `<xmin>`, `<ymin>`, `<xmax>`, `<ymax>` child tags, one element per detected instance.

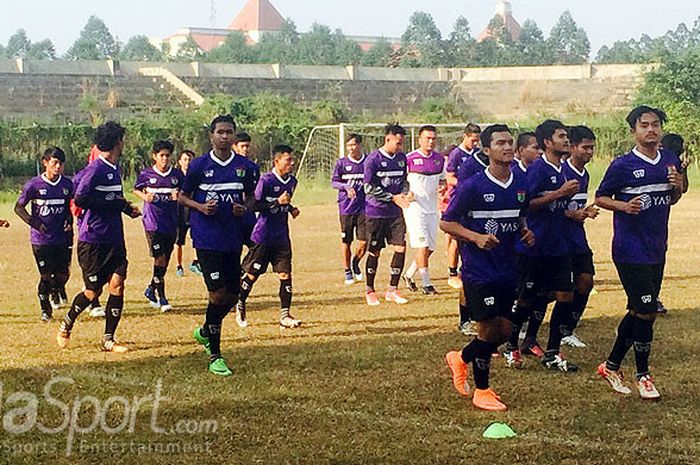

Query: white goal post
<box><xmin>296</xmin><ymin>123</ymin><xmax>478</xmax><ymax>182</ymax></box>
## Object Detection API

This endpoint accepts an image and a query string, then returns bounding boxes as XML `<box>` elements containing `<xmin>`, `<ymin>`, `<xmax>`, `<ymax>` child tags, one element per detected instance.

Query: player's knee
<box><xmin>555</xmin><ymin>291</ymin><xmax>573</xmax><ymax>303</ymax></box>
<box><xmin>278</xmin><ymin>272</ymin><xmax>290</xmax><ymax>281</ymax></box>
<box><xmin>393</xmin><ymin>245</ymin><xmax>406</xmax><ymax>254</ymax></box>
<box><xmin>576</xmin><ymin>275</ymin><xmax>594</xmax><ymax>294</ymax></box>
<box><xmin>632</xmin><ymin>309</ymin><xmax>657</xmax><ymax>322</ymax></box>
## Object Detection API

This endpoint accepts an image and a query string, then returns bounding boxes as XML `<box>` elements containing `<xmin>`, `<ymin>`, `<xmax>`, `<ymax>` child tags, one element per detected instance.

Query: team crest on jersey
<box><xmin>236</xmin><ymin>168</ymin><xmax>246</xmax><ymax>177</ymax></box>
<box><xmin>204</xmin><ymin>170</ymin><xmax>214</xmax><ymax>178</ymax></box>
<box><xmin>39</xmin><ymin>189</ymin><xmax>47</xmax><ymax>196</ymax></box>
<box><xmin>63</xmin><ymin>188</ymin><xmax>69</xmax><ymax>196</ymax></box>
<box><xmin>398</xmin><ymin>161</ymin><xmax>405</xmax><ymax>168</ymax></box>
<box><xmin>633</xmin><ymin>169</ymin><xmax>645</xmax><ymax>179</ymax></box>
<box><xmin>483</xmin><ymin>194</ymin><xmax>495</xmax><ymax>203</ymax></box>
<box><xmin>172</xmin><ymin>178</ymin><xmax>179</xmax><ymax>185</ymax></box>
<box><xmin>550</xmin><ymin>176</ymin><xmax>558</xmax><ymax>184</ymax></box>
<box><xmin>517</xmin><ymin>191</ymin><xmax>526</xmax><ymax>203</ymax></box>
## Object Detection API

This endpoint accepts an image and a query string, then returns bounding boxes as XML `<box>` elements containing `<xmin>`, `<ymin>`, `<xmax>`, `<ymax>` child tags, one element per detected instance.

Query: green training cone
<box><xmin>482</xmin><ymin>422</ymin><xmax>517</xmax><ymax>439</ymax></box>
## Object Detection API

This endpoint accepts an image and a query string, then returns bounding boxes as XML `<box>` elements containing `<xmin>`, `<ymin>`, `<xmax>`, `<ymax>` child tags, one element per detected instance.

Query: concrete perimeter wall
<box><xmin>0</xmin><ymin>59</ymin><xmax>654</xmax><ymax>120</ymax></box>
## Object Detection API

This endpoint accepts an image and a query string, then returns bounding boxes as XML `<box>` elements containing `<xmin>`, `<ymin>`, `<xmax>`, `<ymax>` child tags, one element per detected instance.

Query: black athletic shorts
<box><xmin>241</xmin><ymin>223</ymin><xmax>255</xmax><ymax>249</ymax></box>
<box><xmin>366</xmin><ymin>216</ymin><xmax>406</xmax><ymax>251</ymax></box>
<box><xmin>340</xmin><ymin>213</ymin><xmax>367</xmax><ymax>244</ymax></box>
<box><xmin>571</xmin><ymin>252</ymin><xmax>595</xmax><ymax>276</ymax></box>
<box><xmin>77</xmin><ymin>241</ymin><xmax>128</xmax><ymax>291</ymax></box>
<box><xmin>146</xmin><ymin>231</ymin><xmax>177</xmax><ymax>258</ymax></box>
<box><xmin>242</xmin><ymin>242</ymin><xmax>292</xmax><ymax>276</ymax></box>
<box><xmin>32</xmin><ymin>244</ymin><xmax>71</xmax><ymax>276</ymax></box>
<box><xmin>197</xmin><ymin>249</ymin><xmax>242</xmax><ymax>294</ymax></box>
<box><xmin>464</xmin><ymin>281</ymin><xmax>517</xmax><ymax>322</ymax></box>
<box><xmin>615</xmin><ymin>262</ymin><xmax>665</xmax><ymax>314</ymax></box>
<box><xmin>517</xmin><ymin>253</ymin><xmax>574</xmax><ymax>300</ymax></box>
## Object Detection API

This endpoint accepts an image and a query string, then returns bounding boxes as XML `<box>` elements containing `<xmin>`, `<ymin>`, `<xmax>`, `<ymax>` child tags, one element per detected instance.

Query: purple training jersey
<box><xmin>17</xmin><ymin>174</ymin><xmax>74</xmax><ymax>246</ymax></box>
<box><xmin>363</xmin><ymin>149</ymin><xmax>408</xmax><ymax>219</ymax></box>
<box><xmin>331</xmin><ymin>155</ymin><xmax>366</xmax><ymax>216</ymax></box>
<box><xmin>457</xmin><ymin>151</ymin><xmax>489</xmax><ymax>182</ymax></box>
<box><xmin>251</xmin><ymin>170</ymin><xmax>298</xmax><ymax>247</ymax></box>
<box><xmin>515</xmin><ymin>155</ymin><xmax>571</xmax><ymax>257</ymax></box>
<box><xmin>75</xmin><ymin>156</ymin><xmax>126</xmax><ymax>245</ymax></box>
<box><xmin>596</xmin><ymin>148</ymin><xmax>681</xmax><ymax>265</ymax></box>
<box><xmin>562</xmin><ymin>159</ymin><xmax>592</xmax><ymax>255</ymax></box>
<box><xmin>135</xmin><ymin>166</ymin><xmax>184</xmax><ymax>234</ymax></box>
<box><xmin>443</xmin><ymin>169</ymin><xmax>529</xmax><ymax>285</ymax></box>
<box><xmin>181</xmin><ymin>151</ymin><xmax>257</xmax><ymax>252</ymax></box>
<box><xmin>446</xmin><ymin>145</ymin><xmax>473</xmax><ymax>174</ymax></box>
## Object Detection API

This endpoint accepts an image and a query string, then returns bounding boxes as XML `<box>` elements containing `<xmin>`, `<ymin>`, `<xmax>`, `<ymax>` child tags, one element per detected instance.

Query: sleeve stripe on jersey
<box><xmin>33</xmin><ymin>199</ymin><xmax>66</xmax><ymax>206</ymax></box>
<box><xmin>571</xmin><ymin>193</ymin><xmax>588</xmax><ymax>201</ymax></box>
<box><xmin>198</xmin><ymin>182</ymin><xmax>245</xmax><ymax>191</ymax></box>
<box><xmin>145</xmin><ymin>187</ymin><xmax>179</xmax><ymax>194</ymax></box>
<box><xmin>376</xmin><ymin>170</ymin><xmax>405</xmax><ymax>177</ymax></box>
<box><xmin>620</xmin><ymin>183</ymin><xmax>673</xmax><ymax>195</ymax></box>
<box><xmin>468</xmin><ymin>209</ymin><xmax>522</xmax><ymax>219</ymax></box>
<box><xmin>95</xmin><ymin>185</ymin><xmax>123</xmax><ymax>192</ymax></box>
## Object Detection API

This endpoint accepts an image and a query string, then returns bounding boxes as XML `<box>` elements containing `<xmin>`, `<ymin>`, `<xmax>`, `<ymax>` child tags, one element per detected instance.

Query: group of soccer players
<box><xmin>331</xmin><ymin>106</ymin><xmax>688</xmax><ymax>411</ymax></box>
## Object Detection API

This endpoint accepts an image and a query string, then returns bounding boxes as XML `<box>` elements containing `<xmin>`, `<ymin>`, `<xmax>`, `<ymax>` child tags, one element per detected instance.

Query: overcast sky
<box><xmin>1</xmin><ymin>0</ymin><xmax>697</xmax><ymax>57</ymax></box>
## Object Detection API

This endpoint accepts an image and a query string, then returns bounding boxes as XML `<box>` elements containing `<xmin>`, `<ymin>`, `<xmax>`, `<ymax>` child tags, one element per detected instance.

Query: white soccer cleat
<box><xmin>562</xmin><ymin>333</ymin><xmax>587</xmax><ymax>348</ymax></box>
<box><xmin>280</xmin><ymin>315</ymin><xmax>302</xmax><ymax>328</ymax></box>
<box><xmin>637</xmin><ymin>374</ymin><xmax>661</xmax><ymax>400</ymax></box>
<box><xmin>597</xmin><ymin>363</ymin><xmax>632</xmax><ymax>395</ymax></box>
<box><xmin>385</xmin><ymin>289</ymin><xmax>408</xmax><ymax>305</ymax></box>
<box><xmin>89</xmin><ymin>306</ymin><xmax>106</xmax><ymax>318</ymax></box>
<box><xmin>447</xmin><ymin>276</ymin><xmax>462</xmax><ymax>290</ymax></box>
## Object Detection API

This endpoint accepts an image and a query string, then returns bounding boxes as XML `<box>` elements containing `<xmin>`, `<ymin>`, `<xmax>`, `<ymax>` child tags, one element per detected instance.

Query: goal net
<box><xmin>296</xmin><ymin>123</ymin><xmax>475</xmax><ymax>182</ymax></box>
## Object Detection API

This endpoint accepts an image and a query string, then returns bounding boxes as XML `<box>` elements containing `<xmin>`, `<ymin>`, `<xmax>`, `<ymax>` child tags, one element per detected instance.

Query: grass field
<box><xmin>0</xmin><ymin>182</ymin><xmax>699</xmax><ymax>465</ymax></box>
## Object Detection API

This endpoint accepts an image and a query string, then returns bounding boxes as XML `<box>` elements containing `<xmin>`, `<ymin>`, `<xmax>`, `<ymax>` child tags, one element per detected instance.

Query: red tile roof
<box><xmin>228</xmin><ymin>0</ymin><xmax>286</xmax><ymax>32</ymax></box>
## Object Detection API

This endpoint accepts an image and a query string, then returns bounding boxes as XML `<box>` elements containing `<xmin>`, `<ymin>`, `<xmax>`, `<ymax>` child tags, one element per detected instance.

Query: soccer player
<box><xmin>15</xmin><ymin>147</ymin><xmax>74</xmax><ymax>322</ymax></box>
<box><xmin>233</xmin><ymin>132</ymin><xmax>262</xmax><ymax>252</ymax></box>
<box><xmin>456</xmin><ymin>126</ymin><xmax>488</xmax><ymax>183</ymax></box>
<box><xmin>237</xmin><ymin>145</ymin><xmax>302</xmax><ymax>329</ymax></box>
<box><xmin>513</xmin><ymin>132</ymin><xmax>539</xmax><ymax>175</ymax></box>
<box><xmin>596</xmin><ymin>106</ymin><xmax>685</xmax><ymax>399</ymax></box>
<box><xmin>363</xmin><ymin>124</ymin><xmax>413</xmax><ymax>306</ymax></box>
<box><xmin>180</xmin><ymin>115</ymin><xmax>257</xmax><ymax>376</ymax></box>
<box><xmin>443</xmin><ymin>124</ymin><xmax>534</xmax><ymax>411</ymax></box>
<box><xmin>174</xmin><ymin>149</ymin><xmax>200</xmax><ymax>277</ymax></box>
<box><xmin>403</xmin><ymin>125</ymin><xmax>445</xmax><ymax>295</ymax></box>
<box><xmin>56</xmin><ymin>122</ymin><xmax>141</xmax><ymax>353</ymax></box>
<box><xmin>331</xmin><ymin>133</ymin><xmax>367</xmax><ymax>285</ymax></box>
<box><xmin>445</xmin><ymin>123</ymin><xmax>482</xmax><ymax>289</ymax></box>
<box><xmin>505</xmin><ymin>120</ymin><xmax>580</xmax><ymax>371</ymax></box>
<box><xmin>134</xmin><ymin>140</ymin><xmax>184</xmax><ymax>313</ymax></box>
<box><xmin>560</xmin><ymin>126</ymin><xmax>600</xmax><ymax>348</ymax></box>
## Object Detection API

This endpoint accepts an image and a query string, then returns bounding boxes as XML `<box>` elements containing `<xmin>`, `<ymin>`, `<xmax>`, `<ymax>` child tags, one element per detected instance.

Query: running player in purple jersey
<box><xmin>560</xmin><ymin>126</ymin><xmax>599</xmax><ymax>349</ymax></box>
<box><xmin>234</xmin><ymin>131</ymin><xmax>262</xmax><ymax>253</ymax></box>
<box><xmin>15</xmin><ymin>147</ymin><xmax>74</xmax><ymax>322</ymax></box>
<box><xmin>238</xmin><ymin>145</ymin><xmax>302</xmax><ymax>329</ymax></box>
<box><xmin>443</xmin><ymin>125</ymin><xmax>534</xmax><ymax>411</ymax></box>
<box><xmin>596</xmin><ymin>106</ymin><xmax>686</xmax><ymax>400</ymax></box>
<box><xmin>332</xmin><ymin>133</ymin><xmax>368</xmax><ymax>285</ymax></box>
<box><xmin>134</xmin><ymin>140</ymin><xmax>185</xmax><ymax>313</ymax></box>
<box><xmin>57</xmin><ymin>122</ymin><xmax>142</xmax><ymax>353</ymax></box>
<box><xmin>363</xmin><ymin>124</ymin><xmax>413</xmax><ymax>306</ymax></box>
<box><xmin>403</xmin><ymin>125</ymin><xmax>445</xmax><ymax>295</ymax></box>
<box><xmin>513</xmin><ymin>132</ymin><xmax>539</xmax><ymax>176</ymax></box>
<box><xmin>506</xmin><ymin>120</ymin><xmax>581</xmax><ymax>372</ymax></box>
<box><xmin>180</xmin><ymin>115</ymin><xmax>258</xmax><ymax>376</ymax></box>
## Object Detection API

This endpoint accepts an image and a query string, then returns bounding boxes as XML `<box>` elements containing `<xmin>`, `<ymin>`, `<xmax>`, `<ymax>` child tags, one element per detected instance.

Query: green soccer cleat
<box><xmin>192</xmin><ymin>327</ymin><xmax>211</xmax><ymax>355</ymax></box>
<box><xmin>208</xmin><ymin>357</ymin><xmax>233</xmax><ymax>377</ymax></box>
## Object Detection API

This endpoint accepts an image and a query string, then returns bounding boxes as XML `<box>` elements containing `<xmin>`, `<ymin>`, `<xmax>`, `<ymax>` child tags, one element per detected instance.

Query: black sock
<box><xmin>546</xmin><ymin>301</ymin><xmax>573</xmax><ymax>355</ymax></box>
<box><xmin>525</xmin><ymin>301</ymin><xmax>546</xmax><ymax>342</ymax></box>
<box><xmin>104</xmin><ymin>294</ymin><xmax>124</xmax><ymax>340</ymax></box>
<box><xmin>449</xmin><ymin>267</ymin><xmax>458</xmax><ymax>277</ymax></box>
<box><xmin>507</xmin><ymin>304</ymin><xmax>531</xmax><ymax>351</ymax></box>
<box><xmin>152</xmin><ymin>265</ymin><xmax>167</xmax><ymax>301</ymax></box>
<box><xmin>461</xmin><ymin>338</ymin><xmax>489</xmax><ymax>364</ymax></box>
<box><xmin>632</xmin><ymin>317</ymin><xmax>654</xmax><ymax>378</ymax></box>
<box><xmin>459</xmin><ymin>303</ymin><xmax>470</xmax><ymax>325</ymax></box>
<box><xmin>204</xmin><ymin>303</ymin><xmax>230</xmax><ymax>359</ymax></box>
<box><xmin>472</xmin><ymin>339</ymin><xmax>495</xmax><ymax>390</ymax></box>
<box><xmin>63</xmin><ymin>292</ymin><xmax>92</xmax><ymax>330</ymax></box>
<box><xmin>568</xmin><ymin>292</ymin><xmax>590</xmax><ymax>334</ymax></box>
<box><xmin>351</xmin><ymin>256</ymin><xmax>361</xmax><ymax>275</ymax></box>
<box><xmin>366</xmin><ymin>254</ymin><xmax>379</xmax><ymax>290</ymax></box>
<box><xmin>59</xmin><ymin>286</ymin><xmax>68</xmax><ymax>301</ymax></box>
<box><xmin>389</xmin><ymin>252</ymin><xmax>405</xmax><ymax>288</ymax></box>
<box><xmin>606</xmin><ymin>312</ymin><xmax>635</xmax><ymax>371</ymax></box>
<box><xmin>91</xmin><ymin>296</ymin><xmax>101</xmax><ymax>309</ymax></box>
<box><xmin>279</xmin><ymin>278</ymin><xmax>292</xmax><ymax>319</ymax></box>
<box><xmin>38</xmin><ymin>278</ymin><xmax>52</xmax><ymax>313</ymax></box>
<box><xmin>240</xmin><ymin>275</ymin><xmax>256</xmax><ymax>304</ymax></box>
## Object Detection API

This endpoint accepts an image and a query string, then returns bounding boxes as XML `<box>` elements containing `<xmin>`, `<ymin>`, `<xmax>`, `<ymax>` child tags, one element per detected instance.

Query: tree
<box><xmin>517</xmin><ymin>19</ymin><xmax>550</xmax><ymax>65</ymax></box>
<box><xmin>547</xmin><ymin>11</ymin><xmax>591</xmax><ymax>64</ymax></box>
<box><xmin>65</xmin><ymin>15</ymin><xmax>117</xmax><ymax>60</ymax></box>
<box><xmin>333</xmin><ymin>29</ymin><xmax>363</xmax><ymax>65</ymax></box>
<box><xmin>295</xmin><ymin>23</ymin><xmax>337</xmax><ymax>65</ymax></box>
<box><xmin>120</xmin><ymin>35</ymin><xmax>163</xmax><ymax>61</ymax></box>
<box><xmin>26</xmin><ymin>40</ymin><xmax>56</xmax><ymax>60</ymax></box>
<box><xmin>361</xmin><ymin>38</ymin><xmax>394</xmax><ymax>67</ymax></box>
<box><xmin>254</xmin><ymin>19</ymin><xmax>299</xmax><ymax>63</ymax></box>
<box><xmin>175</xmin><ymin>37</ymin><xmax>205</xmax><ymax>62</ymax></box>
<box><xmin>6</xmin><ymin>29</ymin><xmax>31</xmax><ymax>58</ymax></box>
<box><xmin>400</xmin><ymin>11</ymin><xmax>446</xmax><ymax>67</ymax></box>
<box><xmin>208</xmin><ymin>32</ymin><xmax>257</xmax><ymax>63</ymax></box>
<box><xmin>0</xmin><ymin>44</ymin><xmax>5</xmax><ymax>58</ymax></box>
<box><xmin>447</xmin><ymin>16</ymin><xmax>475</xmax><ymax>67</ymax></box>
